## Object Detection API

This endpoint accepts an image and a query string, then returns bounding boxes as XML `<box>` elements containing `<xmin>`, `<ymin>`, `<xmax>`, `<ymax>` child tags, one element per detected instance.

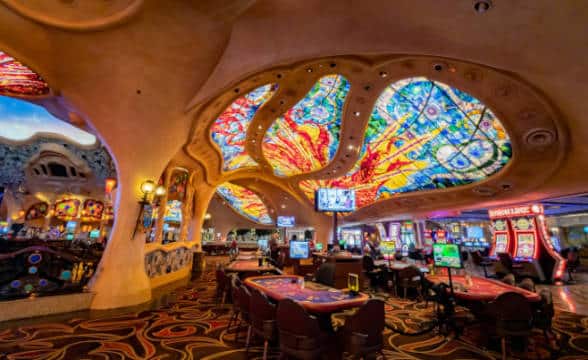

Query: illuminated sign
<box><xmin>488</xmin><ymin>204</ymin><xmax>543</xmax><ymax>219</ymax></box>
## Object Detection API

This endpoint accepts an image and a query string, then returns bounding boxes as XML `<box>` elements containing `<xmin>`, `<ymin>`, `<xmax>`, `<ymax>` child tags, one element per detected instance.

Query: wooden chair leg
<box><xmin>501</xmin><ymin>337</ymin><xmax>506</xmax><ymax>360</ymax></box>
<box><xmin>245</xmin><ymin>325</ymin><xmax>252</xmax><ymax>351</ymax></box>
<box><xmin>263</xmin><ymin>339</ymin><xmax>268</xmax><ymax>360</ymax></box>
<box><xmin>403</xmin><ymin>287</ymin><xmax>407</xmax><ymax>299</ymax></box>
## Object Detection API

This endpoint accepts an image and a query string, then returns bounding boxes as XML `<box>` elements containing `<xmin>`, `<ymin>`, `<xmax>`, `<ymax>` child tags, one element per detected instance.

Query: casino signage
<box><xmin>488</xmin><ymin>204</ymin><xmax>544</xmax><ymax>219</ymax></box>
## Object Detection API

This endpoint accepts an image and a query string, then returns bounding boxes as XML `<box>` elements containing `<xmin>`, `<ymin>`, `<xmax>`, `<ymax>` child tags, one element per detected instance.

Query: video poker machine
<box><xmin>488</xmin><ymin>205</ymin><xmax>566</xmax><ymax>282</ymax></box>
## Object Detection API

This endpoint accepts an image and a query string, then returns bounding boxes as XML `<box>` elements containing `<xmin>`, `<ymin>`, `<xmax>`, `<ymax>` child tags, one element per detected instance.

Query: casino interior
<box><xmin>1</xmin><ymin>1</ymin><xmax>588</xmax><ymax>359</ymax></box>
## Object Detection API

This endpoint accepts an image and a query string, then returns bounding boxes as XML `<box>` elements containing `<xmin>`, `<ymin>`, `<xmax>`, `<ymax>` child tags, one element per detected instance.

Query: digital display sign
<box><xmin>315</xmin><ymin>188</ymin><xmax>356</xmax><ymax>212</ymax></box>
<box><xmin>277</xmin><ymin>216</ymin><xmax>295</xmax><ymax>227</ymax></box>
<box><xmin>289</xmin><ymin>241</ymin><xmax>310</xmax><ymax>259</ymax></box>
<box><xmin>433</xmin><ymin>243</ymin><xmax>463</xmax><ymax>269</ymax></box>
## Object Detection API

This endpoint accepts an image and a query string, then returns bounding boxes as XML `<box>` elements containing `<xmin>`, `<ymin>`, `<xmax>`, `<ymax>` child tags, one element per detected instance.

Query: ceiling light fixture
<box><xmin>379</xmin><ymin>71</ymin><xmax>388</xmax><ymax>78</ymax></box>
<box><xmin>353</xmin><ymin>111</ymin><xmax>360</xmax><ymax>116</ymax></box>
<box><xmin>473</xmin><ymin>0</ymin><xmax>492</xmax><ymax>13</ymax></box>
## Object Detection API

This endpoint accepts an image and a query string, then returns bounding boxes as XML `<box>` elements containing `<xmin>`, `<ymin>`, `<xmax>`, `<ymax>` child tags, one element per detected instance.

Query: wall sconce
<box><xmin>155</xmin><ymin>185</ymin><xmax>166</xmax><ymax>197</ymax></box>
<box><xmin>204</xmin><ymin>213</ymin><xmax>212</xmax><ymax>220</ymax></box>
<box><xmin>133</xmin><ymin>180</ymin><xmax>157</xmax><ymax>238</ymax></box>
<box><xmin>140</xmin><ymin>180</ymin><xmax>156</xmax><ymax>203</ymax></box>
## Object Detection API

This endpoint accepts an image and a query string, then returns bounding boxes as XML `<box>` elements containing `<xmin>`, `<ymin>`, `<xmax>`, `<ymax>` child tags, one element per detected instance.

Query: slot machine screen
<box><xmin>515</xmin><ymin>233</ymin><xmax>536</xmax><ymax>259</ymax></box>
<box><xmin>494</xmin><ymin>233</ymin><xmax>508</xmax><ymax>253</ymax></box>
<box><xmin>315</xmin><ymin>243</ymin><xmax>323</xmax><ymax>251</ymax></box>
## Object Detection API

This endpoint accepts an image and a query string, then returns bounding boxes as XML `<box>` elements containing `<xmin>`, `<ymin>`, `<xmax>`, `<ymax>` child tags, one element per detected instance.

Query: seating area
<box><xmin>0</xmin><ymin>255</ymin><xmax>587</xmax><ymax>359</ymax></box>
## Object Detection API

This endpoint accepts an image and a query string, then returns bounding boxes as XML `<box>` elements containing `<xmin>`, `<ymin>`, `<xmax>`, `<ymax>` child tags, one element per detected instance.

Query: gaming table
<box><xmin>374</xmin><ymin>259</ymin><xmax>430</xmax><ymax>273</ymax></box>
<box><xmin>235</xmin><ymin>251</ymin><xmax>258</xmax><ymax>261</ymax></box>
<box><xmin>224</xmin><ymin>260</ymin><xmax>278</xmax><ymax>276</ymax></box>
<box><xmin>426</xmin><ymin>274</ymin><xmax>541</xmax><ymax>302</ymax></box>
<box><xmin>244</xmin><ymin>275</ymin><xmax>369</xmax><ymax>313</ymax></box>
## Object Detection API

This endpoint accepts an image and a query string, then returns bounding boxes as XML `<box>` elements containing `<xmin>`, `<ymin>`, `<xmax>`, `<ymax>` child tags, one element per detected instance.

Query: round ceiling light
<box><xmin>474</xmin><ymin>0</ymin><xmax>492</xmax><ymax>13</ymax></box>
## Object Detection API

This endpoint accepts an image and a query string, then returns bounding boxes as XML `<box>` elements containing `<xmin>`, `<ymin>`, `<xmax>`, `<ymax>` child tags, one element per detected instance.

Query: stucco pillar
<box><xmin>313</xmin><ymin>217</ymin><xmax>333</xmax><ymax>248</ymax></box>
<box><xmin>89</xmin><ymin>174</ymin><xmax>151</xmax><ymax>309</ymax></box>
<box><xmin>188</xmin><ymin>184</ymin><xmax>216</xmax><ymax>250</ymax></box>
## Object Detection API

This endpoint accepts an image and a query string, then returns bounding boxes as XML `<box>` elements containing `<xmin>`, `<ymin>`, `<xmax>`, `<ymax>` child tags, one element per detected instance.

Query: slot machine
<box><xmin>488</xmin><ymin>205</ymin><xmax>566</xmax><ymax>282</ymax></box>
<box><xmin>488</xmin><ymin>217</ymin><xmax>512</xmax><ymax>259</ymax></box>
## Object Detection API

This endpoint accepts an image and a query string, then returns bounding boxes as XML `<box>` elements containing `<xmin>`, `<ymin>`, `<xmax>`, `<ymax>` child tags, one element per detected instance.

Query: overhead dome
<box><xmin>262</xmin><ymin>74</ymin><xmax>350</xmax><ymax>177</ymax></box>
<box><xmin>210</xmin><ymin>83</ymin><xmax>277</xmax><ymax>171</ymax></box>
<box><xmin>0</xmin><ymin>50</ymin><xmax>49</xmax><ymax>97</ymax></box>
<box><xmin>216</xmin><ymin>182</ymin><xmax>273</xmax><ymax>225</ymax></box>
<box><xmin>300</xmin><ymin>77</ymin><xmax>512</xmax><ymax>209</ymax></box>
<box><xmin>0</xmin><ymin>95</ymin><xmax>96</xmax><ymax>145</ymax></box>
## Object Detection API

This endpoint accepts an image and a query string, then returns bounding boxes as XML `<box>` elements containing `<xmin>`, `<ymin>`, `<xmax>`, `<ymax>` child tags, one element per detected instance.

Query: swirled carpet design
<box><xmin>0</xmin><ymin>257</ymin><xmax>586</xmax><ymax>359</ymax></box>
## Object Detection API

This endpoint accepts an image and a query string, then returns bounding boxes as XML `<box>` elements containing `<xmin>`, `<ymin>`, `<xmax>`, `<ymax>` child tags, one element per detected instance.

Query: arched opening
<box><xmin>0</xmin><ymin>50</ymin><xmax>118</xmax><ymax>301</ymax></box>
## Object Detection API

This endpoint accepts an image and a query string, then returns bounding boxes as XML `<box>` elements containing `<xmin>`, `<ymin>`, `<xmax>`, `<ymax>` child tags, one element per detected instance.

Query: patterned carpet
<box><xmin>0</xmin><ymin>257</ymin><xmax>587</xmax><ymax>359</ymax></box>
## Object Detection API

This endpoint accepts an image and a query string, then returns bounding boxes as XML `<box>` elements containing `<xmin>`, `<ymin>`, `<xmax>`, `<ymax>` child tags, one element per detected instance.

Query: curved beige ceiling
<box><xmin>0</xmin><ymin>0</ymin><xmax>585</xmax><ymax>227</ymax></box>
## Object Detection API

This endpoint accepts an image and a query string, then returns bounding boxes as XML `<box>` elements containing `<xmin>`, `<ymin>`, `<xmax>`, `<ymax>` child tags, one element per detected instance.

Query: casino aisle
<box><xmin>0</xmin><ymin>255</ymin><xmax>588</xmax><ymax>359</ymax></box>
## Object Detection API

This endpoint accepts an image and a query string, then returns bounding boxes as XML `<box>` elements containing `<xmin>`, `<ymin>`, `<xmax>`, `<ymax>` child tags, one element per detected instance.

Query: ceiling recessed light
<box><xmin>379</xmin><ymin>71</ymin><xmax>388</xmax><ymax>78</ymax></box>
<box><xmin>252</xmin><ymin>139</ymin><xmax>256</xmax><ymax>143</ymax></box>
<box><xmin>306</xmin><ymin>68</ymin><xmax>313</xmax><ymax>73</ymax></box>
<box><xmin>258</xmin><ymin>125</ymin><xmax>262</xmax><ymax>130</ymax></box>
<box><xmin>347</xmin><ymin>145</ymin><xmax>354</xmax><ymax>150</ymax></box>
<box><xmin>473</xmin><ymin>0</ymin><xmax>492</xmax><ymax>13</ymax></box>
<box><xmin>280</xmin><ymin>204</ymin><xmax>286</xmax><ymax>209</ymax></box>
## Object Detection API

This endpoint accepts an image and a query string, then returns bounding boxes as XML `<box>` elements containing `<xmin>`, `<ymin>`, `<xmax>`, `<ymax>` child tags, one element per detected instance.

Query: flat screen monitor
<box><xmin>315</xmin><ymin>243</ymin><xmax>323</xmax><ymax>251</ymax></box>
<box><xmin>289</xmin><ymin>240</ymin><xmax>310</xmax><ymax>259</ymax></box>
<box><xmin>466</xmin><ymin>226</ymin><xmax>484</xmax><ymax>239</ymax></box>
<box><xmin>315</xmin><ymin>188</ymin><xmax>356</xmax><ymax>212</ymax></box>
<box><xmin>66</xmin><ymin>221</ymin><xmax>77</xmax><ymax>232</ymax></box>
<box><xmin>277</xmin><ymin>216</ymin><xmax>295</xmax><ymax>227</ymax></box>
<box><xmin>89</xmin><ymin>229</ymin><xmax>100</xmax><ymax>239</ymax></box>
<box><xmin>433</xmin><ymin>243</ymin><xmax>463</xmax><ymax>269</ymax></box>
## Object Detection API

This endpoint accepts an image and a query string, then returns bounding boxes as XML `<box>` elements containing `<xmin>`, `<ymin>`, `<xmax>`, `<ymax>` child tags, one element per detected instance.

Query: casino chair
<box><xmin>215</xmin><ymin>266</ymin><xmax>228</xmax><ymax>307</ymax></box>
<box><xmin>313</xmin><ymin>262</ymin><xmax>335</xmax><ymax>287</ymax></box>
<box><xmin>226</xmin><ymin>275</ymin><xmax>243</xmax><ymax>336</ymax></box>
<box><xmin>237</xmin><ymin>285</ymin><xmax>253</xmax><ymax>345</ymax></box>
<box><xmin>248</xmin><ymin>289</ymin><xmax>278</xmax><ymax>360</ymax></box>
<box><xmin>471</xmin><ymin>251</ymin><xmax>493</xmax><ymax>278</ymax></box>
<box><xmin>517</xmin><ymin>277</ymin><xmax>536</xmax><ymax>292</ymax></box>
<box><xmin>362</xmin><ymin>256</ymin><xmax>384</xmax><ymax>291</ymax></box>
<box><xmin>533</xmin><ymin>289</ymin><xmax>555</xmax><ymax>336</ymax></box>
<box><xmin>339</xmin><ymin>299</ymin><xmax>386</xmax><ymax>359</ymax></box>
<box><xmin>490</xmin><ymin>292</ymin><xmax>534</xmax><ymax>360</ymax></box>
<box><xmin>276</xmin><ymin>299</ymin><xmax>337</xmax><ymax>359</ymax></box>
<box><xmin>397</xmin><ymin>265</ymin><xmax>423</xmax><ymax>300</ymax></box>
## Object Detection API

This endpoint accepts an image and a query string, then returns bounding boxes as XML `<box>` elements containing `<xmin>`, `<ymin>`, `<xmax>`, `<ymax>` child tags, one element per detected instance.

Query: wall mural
<box><xmin>263</xmin><ymin>75</ymin><xmax>350</xmax><ymax>177</ymax></box>
<box><xmin>0</xmin><ymin>137</ymin><xmax>116</xmax><ymax>187</ymax></box>
<box><xmin>300</xmin><ymin>77</ymin><xmax>512</xmax><ymax>209</ymax></box>
<box><xmin>216</xmin><ymin>182</ymin><xmax>273</xmax><ymax>225</ymax></box>
<box><xmin>54</xmin><ymin>199</ymin><xmax>81</xmax><ymax>220</ymax></box>
<box><xmin>25</xmin><ymin>202</ymin><xmax>49</xmax><ymax>220</ymax></box>
<box><xmin>0</xmin><ymin>50</ymin><xmax>49</xmax><ymax>97</ymax></box>
<box><xmin>144</xmin><ymin>247</ymin><xmax>193</xmax><ymax>278</ymax></box>
<box><xmin>167</xmin><ymin>169</ymin><xmax>189</xmax><ymax>201</ymax></box>
<box><xmin>82</xmin><ymin>199</ymin><xmax>104</xmax><ymax>221</ymax></box>
<box><xmin>0</xmin><ymin>95</ymin><xmax>96</xmax><ymax>145</ymax></box>
<box><xmin>211</xmin><ymin>83</ymin><xmax>277</xmax><ymax>171</ymax></box>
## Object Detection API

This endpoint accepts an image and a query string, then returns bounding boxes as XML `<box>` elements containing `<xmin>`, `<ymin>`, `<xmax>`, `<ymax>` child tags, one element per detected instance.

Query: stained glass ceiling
<box><xmin>216</xmin><ymin>182</ymin><xmax>273</xmax><ymax>225</ymax></box>
<box><xmin>262</xmin><ymin>74</ymin><xmax>350</xmax><ymax>177</ymax></box>
<box><xmin>0</xmin><ymin>95</ymin><xmax>97</xmax><ymax>145</ymax></box>
<box><xmin>0</xmin><ymin>50</ymin><xmax>49</xmax><ymax>97</ymax></box>
<box><xmin>300</xmin><ymin>77</ymin><xmax>512</xmax><ymax>209</ymax></box>
<box><xmin>211</xmin><ymin>84</ymin><xmax>277</xmax><ymax>171</ymax></box>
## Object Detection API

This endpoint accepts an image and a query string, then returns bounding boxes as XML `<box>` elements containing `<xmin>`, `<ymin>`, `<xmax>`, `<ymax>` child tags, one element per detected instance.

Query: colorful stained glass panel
<box><xmin>262</xmin><ymin>75</ymin><xmax>350</xmax><ymax>177</ymax></box>
<box><xmin>167</xmin><ymin>169</ymin><xmax>189</xmax><ymax>201</ymax></box>
<box><xmin>216</xmin><ymin>182</ymin><xmax>273</xmax><ymax>225</ymax></box>
<box><xmin>0</xmin><ymin>51</ymin><xmax>49</xmax><ymax>97</ymax></box>
<box><xmin>211</xmin><ymin>84</ymin><xmax>277</xmax><ymax>171</ymax></box>
<box><xmin>300</xmin><ymin>77</ymin><xmax>512</xmax><ymax>209</ymax></box>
